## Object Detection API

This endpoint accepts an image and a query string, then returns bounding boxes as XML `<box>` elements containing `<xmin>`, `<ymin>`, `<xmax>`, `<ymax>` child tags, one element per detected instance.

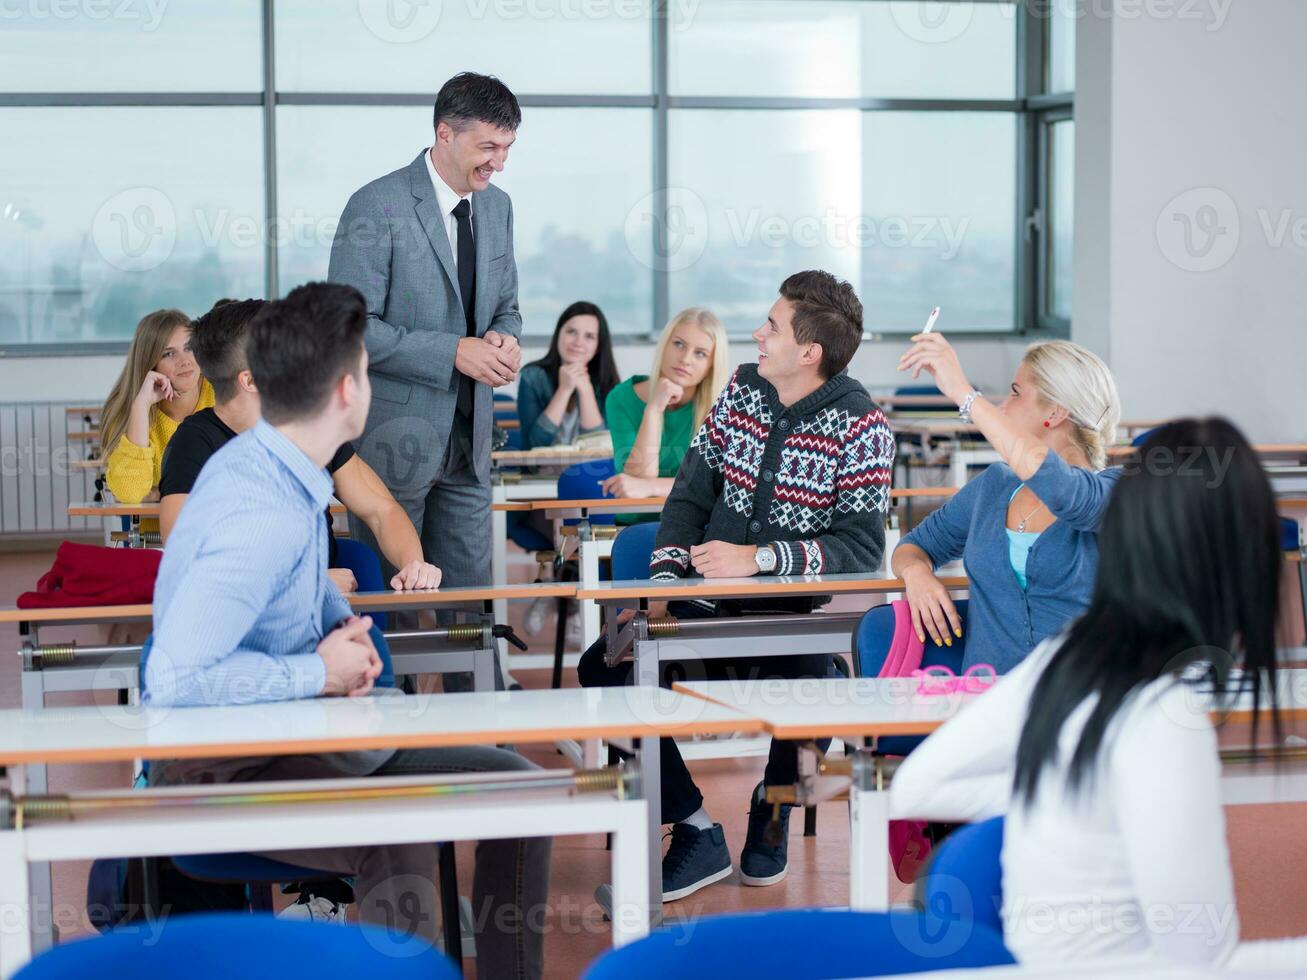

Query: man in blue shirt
<box><xmin>146</xmin><ymin>282</ymin><xmax>549</xmax><ymax>978</ymax></box>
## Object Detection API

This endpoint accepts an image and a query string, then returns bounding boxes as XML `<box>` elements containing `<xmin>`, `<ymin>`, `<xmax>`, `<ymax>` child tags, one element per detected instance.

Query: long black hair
<box><xmin>527</xmin><ymin>301</ymin><xmax>621</xmax><ymax>405</ymax></box>
<box><xmin>1013</xmin><ymin>418</ymin><xmax>1283</xmax><ymax>804</ymax></box>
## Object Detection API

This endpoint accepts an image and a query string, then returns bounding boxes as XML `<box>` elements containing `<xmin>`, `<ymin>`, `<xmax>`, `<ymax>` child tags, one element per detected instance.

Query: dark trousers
<box><xmin>576</xmin><ymin>602</ymin><xmax>832</xmax><ymax>824</ymax></box>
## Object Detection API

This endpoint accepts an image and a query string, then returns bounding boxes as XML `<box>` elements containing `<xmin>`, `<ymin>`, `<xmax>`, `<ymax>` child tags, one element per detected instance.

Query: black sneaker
<box><xmin>740</xmin><ymin>780</ymin><xmax>790</xmax><ymax>887</ymax></box>
<box><xmin>661</xmin><ymin>823</ymin><xmax>732</xmax><ymax>902</ymax></box>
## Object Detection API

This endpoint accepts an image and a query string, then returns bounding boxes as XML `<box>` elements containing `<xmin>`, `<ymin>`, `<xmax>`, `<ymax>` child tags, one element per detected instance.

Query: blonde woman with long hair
<box><xmin>893</xmin><ymin>334</ymin><xmax>1122</xmax><ymax>673</ymax></box>
<box><xmin>101</xmin><ymin>309</ymin><xmax>214</xmax><ymax>504</ymax></box>
<box><xmin>600</xmin><ymin>307</ymin><xmax>730</xmax><ymax>509</ymax></box>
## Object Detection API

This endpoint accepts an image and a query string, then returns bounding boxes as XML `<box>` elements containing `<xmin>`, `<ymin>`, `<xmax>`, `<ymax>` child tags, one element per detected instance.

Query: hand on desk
<box><xmin>690</xmin><ymin>541</ymin><xmax>758</xmax><ymax>578</ymax></box>
<box><xmin>457</xmin><ymin>335</ymin><xmax>518</xmax><ymax>388</ymax></box>
<box><xmin>601</xmin><ymin>472</ymin><xmax>657</xmax><ymax>498</ymax></box>
<box><xmin>318</xmin><ymin>615</ymin><xmax>382</xmax><ymax>697</ymax></box>
<box><xmin>391</xmin><ymin>559</ymin><xmax>441</xmax><ymax>591</ymax></box>
<box><xmin>328</xmin><ymin>567</ymin><xmax>358</xmax><ymax>594</ymax></box>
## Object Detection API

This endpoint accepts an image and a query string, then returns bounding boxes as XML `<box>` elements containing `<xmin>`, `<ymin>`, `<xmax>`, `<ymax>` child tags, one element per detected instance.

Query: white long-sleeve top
<box><xmin>889</xmin><ymin>639</ymin><xmax>1307</xmax><ymax>973</ymax></box>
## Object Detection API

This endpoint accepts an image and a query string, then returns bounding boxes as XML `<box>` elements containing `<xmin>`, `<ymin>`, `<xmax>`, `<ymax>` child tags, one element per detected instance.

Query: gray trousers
<box><xmin>350</xmin><ymin>414</ymin><xmax>497</xmax><ymax>692</ymax></box>
<box><xmin>155</xmin><ymin>744</ymin><xmax>550</xmax><ymax>980</ymax></box>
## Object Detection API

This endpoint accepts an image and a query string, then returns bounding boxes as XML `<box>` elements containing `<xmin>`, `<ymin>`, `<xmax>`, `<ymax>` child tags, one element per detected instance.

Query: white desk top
<box><xmin>672</xmin><ymin>677</ymin><xmax>968</xmax><ymax>738</ymax></box>
<box><xmin>675</xmin><ymin>669</ymin><xmax>1307</xmax><ymax>740</ymax></box>
<box><xmin>0</xmin><ymin>686</ymin><xmax>760</xmax><ymax>765</ymax></box>
<box><xmin>577</xmin><ymin>569</ymin><xmax>967</xmax><ymax>602</ymax></box>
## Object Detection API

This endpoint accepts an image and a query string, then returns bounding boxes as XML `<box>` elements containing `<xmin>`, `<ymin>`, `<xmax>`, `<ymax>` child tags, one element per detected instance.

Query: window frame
<box><xmin>0</xmin><ymin>0</ymin><xmax>1071</xmax><ymax>354</ymax></box>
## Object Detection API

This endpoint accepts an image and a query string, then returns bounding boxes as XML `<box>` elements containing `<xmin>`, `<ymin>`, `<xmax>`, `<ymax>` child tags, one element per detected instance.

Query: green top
<box><xmin>604</xmin><ymin>375</ymin><xmax>700</xmax><ymax>524</ymax></box>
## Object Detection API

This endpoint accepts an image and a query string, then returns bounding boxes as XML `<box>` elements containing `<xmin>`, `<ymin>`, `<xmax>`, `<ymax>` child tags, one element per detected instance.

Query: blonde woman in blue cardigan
<box><xmin>893</xmin><ymin>336</ymin><xmax>1122</xmax><ymax>673</ymax></box>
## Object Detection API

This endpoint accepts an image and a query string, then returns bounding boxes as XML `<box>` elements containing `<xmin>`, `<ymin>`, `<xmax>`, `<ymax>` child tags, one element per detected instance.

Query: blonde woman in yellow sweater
<box><xmin>101</xmin><ymin>309</ymin><xmax>215</xmax><ymax>504</ymax></box>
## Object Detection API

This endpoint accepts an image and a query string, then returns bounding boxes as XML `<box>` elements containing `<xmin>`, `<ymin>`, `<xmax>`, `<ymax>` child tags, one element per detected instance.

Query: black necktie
<box><xmin>453</xmin><ymin>198</ymin><xmax>477</xmax><ymax>417</ymax></box>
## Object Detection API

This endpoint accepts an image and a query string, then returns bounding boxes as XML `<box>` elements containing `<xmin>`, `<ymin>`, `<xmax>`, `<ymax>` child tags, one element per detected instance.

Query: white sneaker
<box><xmin>278</xmin><ymin>894</ymin><xmax>348</xmax><ymax>924</ymax></box>
<box><xmin>523</xmin><ymin>596</ymin><xmax>553</xmax><ymax>636</ymax></box>
<box><xmin>565</xmin><ymin>611</ymin><xmax>583</xmax><ymax>650</ymax></box>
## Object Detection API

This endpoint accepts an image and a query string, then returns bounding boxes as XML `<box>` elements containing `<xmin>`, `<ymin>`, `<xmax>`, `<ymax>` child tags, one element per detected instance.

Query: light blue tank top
<box><xmin>1006</xmin><ymin>485</ymin><xmax>1042</xmax><ymax>590</ymax></box>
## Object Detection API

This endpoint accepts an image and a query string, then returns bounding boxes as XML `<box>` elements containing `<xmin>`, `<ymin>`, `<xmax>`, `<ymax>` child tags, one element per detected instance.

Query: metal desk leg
<box><xmin>609</xmin><ymin>796</ymin><xmax>652</xmax><ymax>946</ymax></box>
<box><xmin>0</xmin><ymin>820</ymin><xmax>33</xmax><ymax>979</ymax></box>
<box><xmin>17</xmin><ymin>672</ymin><xmax>52</xmax><ymax>955</ymax></box>
<box><xmin>849</xmin><ymin>772</ymin><xmax>890</xmax><ymax>912</ymax></box>
<box><xmin>633</xmin><ymin>633</ymin><xmax>663</xmax><ymax>918</ymax></box>
<box><xmin>579</xmin><ymin>532</ymin><xmax>602</xmax><ymax>652</ymax></box>
<box><xmin>490</xmin><ymin>484</ymin><xmax>511</xmax><ymax>681</ymax></box>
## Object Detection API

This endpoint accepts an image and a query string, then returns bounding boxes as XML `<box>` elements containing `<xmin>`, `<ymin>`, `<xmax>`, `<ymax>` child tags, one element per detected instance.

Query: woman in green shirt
<box><xmin>601</xmin><ymin>308</ymin><xmax>730</xmax><ymax>517</ymax></box>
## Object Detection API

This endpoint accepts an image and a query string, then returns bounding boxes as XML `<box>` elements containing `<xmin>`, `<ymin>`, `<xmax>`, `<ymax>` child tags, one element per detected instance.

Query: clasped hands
<box><xmin>456</xmin><ymin>330</ymin><xmax>520</xmax><ymax>388</ymax></box>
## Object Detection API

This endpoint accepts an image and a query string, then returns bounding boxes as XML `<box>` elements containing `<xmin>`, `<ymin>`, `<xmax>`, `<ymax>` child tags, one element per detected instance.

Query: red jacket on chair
<box><xmin>17</xmin><ymin>542</ymin><xmax>160</xmax><ymax>608</ymax></box>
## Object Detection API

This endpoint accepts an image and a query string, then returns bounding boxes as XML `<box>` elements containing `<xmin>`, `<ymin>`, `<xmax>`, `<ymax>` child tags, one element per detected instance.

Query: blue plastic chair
<box><xmin>14</xmin><ymin>912</ymin><xmax>459</xmax><ymax>979</ymax></box>
<box><xmin>557</xmin><ymin>457</ymin><xmax>618</xmax><ymax>526</ymax></box>
<box><xmin>1131</xmin><ymin>427</ymin><xmax>1160</xmax><ymax>447</ymax></box>
<box><xmin>335</xmin><ymin>537</ymin><xmax>389</xmax><ymax>633</ymax></box>
<box><xmin>1281</xmin><ymin>515</ymin><xmax>1301</xmax><ymax>553</ymax></box>
<box><xmin>918</xmin><ymin>816</ymin><xmax>1006</xmax><ymax>939</ymax></box>
<box><xmin>851</xmin><ymin>600</ymin><xmax>969</xmax><ymax>757</ymax></box>
<box><xmin>609</xmin><ymin>521</ymin><xmax>660</xmax><ymax>620</ymax></box>
<box><xmin>581</xmin><ymin>908</ymin><xmax>1014</xmax><ymax>979</ymax></box>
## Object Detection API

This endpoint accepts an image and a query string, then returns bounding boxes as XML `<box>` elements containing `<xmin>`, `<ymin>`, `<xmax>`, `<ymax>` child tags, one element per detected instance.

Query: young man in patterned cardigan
<box><xmin>579</xmin><ymin>270</ymin><xmax>895</xmax><ymax>902</ymax></box>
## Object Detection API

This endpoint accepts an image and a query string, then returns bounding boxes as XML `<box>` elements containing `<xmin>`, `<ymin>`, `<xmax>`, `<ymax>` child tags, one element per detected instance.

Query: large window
<box><xmin>1</xmin><ymin>0</ymin><xmax>1072</xmax><ymax>350</ymax></box>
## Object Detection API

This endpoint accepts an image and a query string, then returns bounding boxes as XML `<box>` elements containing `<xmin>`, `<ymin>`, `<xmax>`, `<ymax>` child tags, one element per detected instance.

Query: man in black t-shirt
<box><xmin>161</xmin><ymin>299</ymin><xmax>439</xmax><ymax>593</ymax></box>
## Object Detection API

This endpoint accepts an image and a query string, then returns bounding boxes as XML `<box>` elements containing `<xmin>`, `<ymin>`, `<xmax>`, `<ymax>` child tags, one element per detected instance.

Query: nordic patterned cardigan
<box><xmin>650</xmin><ymin>364</ymin><xmax>895</xmax><ymax>610</ymax></box>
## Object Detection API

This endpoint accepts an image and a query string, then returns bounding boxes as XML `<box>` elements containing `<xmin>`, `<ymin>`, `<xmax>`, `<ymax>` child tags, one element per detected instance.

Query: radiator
<box><xmin>0</xmin><ymin>401</ymin><xmax>101</xmax><ymax>536</ymax></box>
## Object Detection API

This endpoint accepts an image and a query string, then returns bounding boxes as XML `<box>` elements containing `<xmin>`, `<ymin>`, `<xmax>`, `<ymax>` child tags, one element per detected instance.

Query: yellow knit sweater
<box><xmin>104</xmin><ymin>378</ymin><xmax>215</xmax><ymax>504</ymax></box>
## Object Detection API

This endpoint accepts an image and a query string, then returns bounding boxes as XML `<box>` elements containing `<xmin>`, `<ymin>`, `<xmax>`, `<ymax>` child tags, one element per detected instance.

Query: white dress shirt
<box><xmin>425</xmin><ymin>147</ymin><xmax>472</xmax><ymax>267</ymax></box>
<box><xmin>890</xmin><ymin>638</ymin><xmax>1307</xmax><ymax>973</ymax></box>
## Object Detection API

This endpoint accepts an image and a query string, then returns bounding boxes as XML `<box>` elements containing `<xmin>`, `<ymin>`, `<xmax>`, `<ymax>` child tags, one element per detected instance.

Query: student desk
<box><xmin>0</xmin><ymin>581</ymin><xmax>579</xmax><ymax>941</ymax></box>
<box><xmin>575</xmin><ymin>572</ymin><xmax>968</xmax><ymax>912</ymax></box>
<box><xmin>673</xmin><ymin>671</ymin><xmax>1307</xmax><ymax>914</ymax></box>
<box><xmin>0</xmin><ymin>685</ymin><xmax>762</xmax><ymax>975</ymax></box>
<box><xmin>67</xmin><ymin>501</ymin><xmax>348</xmax><ymax>549</ymax></box>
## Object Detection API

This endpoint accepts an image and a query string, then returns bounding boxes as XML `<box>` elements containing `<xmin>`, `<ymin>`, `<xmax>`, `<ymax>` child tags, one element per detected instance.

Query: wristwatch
<box><xmin>958</xmin><ymin>389</ymin><xmax>983</xmax><ymax>424</ymax></box>
<box><xmin>755</xmin><ymin>545</ymin><xmax>777</xmax><ymax>574</ymax></box>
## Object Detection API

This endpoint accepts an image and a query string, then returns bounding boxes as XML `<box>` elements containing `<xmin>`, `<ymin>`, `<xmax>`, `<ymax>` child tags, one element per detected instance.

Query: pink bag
<box><xmin>878</xmin><ymin>600</ymin><xmax>933</xmax><ymax>883</ymax></box>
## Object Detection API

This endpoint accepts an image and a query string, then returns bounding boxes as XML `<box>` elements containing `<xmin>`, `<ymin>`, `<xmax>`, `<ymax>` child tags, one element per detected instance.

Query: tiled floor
<box><xmin>3</xmin><ymin>541</ymin><xmax>1307</xmax><ymax>978</ymax></box>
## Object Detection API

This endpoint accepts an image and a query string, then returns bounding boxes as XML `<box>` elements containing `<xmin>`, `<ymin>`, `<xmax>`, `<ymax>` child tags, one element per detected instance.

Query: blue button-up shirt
<box><xmin>144</xmin><ymin>420</ymin><xmax>350</xmax><ymax>707</ymax></box>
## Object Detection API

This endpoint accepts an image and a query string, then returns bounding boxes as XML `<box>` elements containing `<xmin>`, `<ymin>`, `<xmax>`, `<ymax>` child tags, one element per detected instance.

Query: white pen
<box><xmin>922</xmin><ymin>307</ymin><xmax>940</xmax><ymax>334</ymax></box>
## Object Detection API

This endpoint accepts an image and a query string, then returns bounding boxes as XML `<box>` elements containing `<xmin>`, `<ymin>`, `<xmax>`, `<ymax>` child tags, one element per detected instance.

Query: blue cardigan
<box><xmin>901</xmin><ymin>450</ymin><xmax>1121</xmax><ymax>674</ymax></box>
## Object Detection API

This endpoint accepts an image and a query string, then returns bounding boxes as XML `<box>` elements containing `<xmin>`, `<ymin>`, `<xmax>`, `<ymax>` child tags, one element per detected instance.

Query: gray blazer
<box><xmin>328</xmin><ymin>150</ymin><xmax>522</xmax><ymax>493</ymax></box>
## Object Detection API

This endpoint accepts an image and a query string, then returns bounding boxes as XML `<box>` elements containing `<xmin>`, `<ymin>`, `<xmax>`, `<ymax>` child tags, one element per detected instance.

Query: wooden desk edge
<box><xmin>0</xmin><ymin>717</ymin><xmax>766</xmax><ymax>766</ymax></box>
<box><xmin>577</xmin><ymin>575</ymin><xmax>969</xmax><ymax>601</ymax></box>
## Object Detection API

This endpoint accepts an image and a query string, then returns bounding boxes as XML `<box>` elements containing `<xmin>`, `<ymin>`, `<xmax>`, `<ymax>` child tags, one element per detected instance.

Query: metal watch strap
<box><xmin>958</xmin><ymin>390</ymin><xmax>982</xmax><ymax>424</ymax></box>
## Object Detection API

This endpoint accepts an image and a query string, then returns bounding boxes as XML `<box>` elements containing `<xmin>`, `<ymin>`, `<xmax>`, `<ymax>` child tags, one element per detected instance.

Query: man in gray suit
<box><xmin>329</xmin><ymin>74</ymin><xmax>521</xmax><ymax>688</ymax></box>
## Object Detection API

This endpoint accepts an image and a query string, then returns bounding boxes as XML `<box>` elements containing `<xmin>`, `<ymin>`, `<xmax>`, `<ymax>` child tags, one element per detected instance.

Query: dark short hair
<box><xmin>189</xmin><ymin>298</ymin><xmax>264</xmax><ymax>403</ymax></box>
<box><xmin>434</xmin><ymin>72</ymin><xmax>521</xmax><ymax>135</ymax></box>
<box><xmin>247</xmin><ymin>282</ymin><xmax>367</xmax><ymax>425</ymax></box>
<box><xmin>778</xmin><ymin>271</ymin><xmax>863</xmax><ymax>380</ymax></box>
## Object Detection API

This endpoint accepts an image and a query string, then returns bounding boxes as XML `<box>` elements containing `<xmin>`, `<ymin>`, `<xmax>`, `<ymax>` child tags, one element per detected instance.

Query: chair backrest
<box><xmin>333</xmin><ymin>537</ymin><xmax>389</xmax><ymax>634</ymax></box>
<box><xmin>13</xmin><ymin>912</ymin><xmax>458</xmax><ymax>979</ymax></box>
<box><xmin>1281</xmin><ymin>516</ymin><xmax>1301</xmax><ymax>553</ymax></box>
<box><xmin>611</xmin><ymin>522</ymin><xmax>661</xmax><ymax>582</ymax></box>
<box><xmin>1131</xmin><ymin>427</ymin><xmax>1159</xmax><ymax>447</ymax></box>
<box><xmin>557</xmin><ymin>458</ymin><xmax>618</xmax><ymax>526</ymax></box>
<box><xmin>852</xmin><ymin>600</ymin><xmax>969</xmax><ymax>677</ymax></box>
<box><xmin>893</xmin><ymin>385</ymin><xmax>945</xmax><ymax>397</ymax></box>
<box><xmin>919</xmin><ymin>816</ymin><xmax>1006</xmax><ymax>939</ymax></box>
<box><xmin>581</xmin><ymin>908</ymin><xmax>1013</xmax><ymax>979</ymax></box>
